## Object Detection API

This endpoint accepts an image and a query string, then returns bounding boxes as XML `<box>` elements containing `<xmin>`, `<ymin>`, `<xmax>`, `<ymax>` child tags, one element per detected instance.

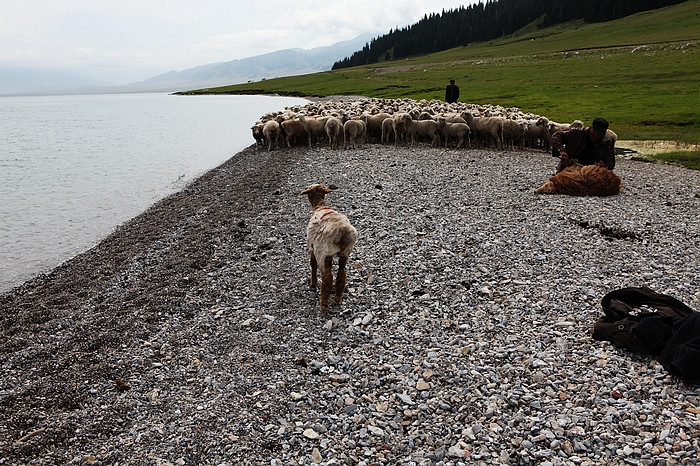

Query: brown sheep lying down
<box><xmin>535</xmin><ymin>164</ymin><xmax>622</xmax><ymax>196</ymax></box>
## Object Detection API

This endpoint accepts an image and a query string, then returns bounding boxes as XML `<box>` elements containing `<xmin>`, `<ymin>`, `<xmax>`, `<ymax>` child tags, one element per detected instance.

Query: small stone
<box><xmin>329</xmin><ymin>374</ymin><xmax>350</xmax><ymax>383</ymax></box>
<box><xmin>303</xmin><ymin>428</ymin><xmax>320</xmax><ymax>440</ymax></box>
<box><xmin>448</xmin><ymin>445</ymin><xmax>467</xmax><ymax>457</ymax></box>
<box><xmin>416</xmin><ymin>380</ymin><xmax>430</xmax><ymax>391</ymax></box>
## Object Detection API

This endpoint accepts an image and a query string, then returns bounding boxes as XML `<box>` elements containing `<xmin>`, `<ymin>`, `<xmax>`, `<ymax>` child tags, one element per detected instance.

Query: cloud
<box><xmin>0</xmin><ymin>0</ymin><xmax>471</xmax><ymax>83</ymax></box>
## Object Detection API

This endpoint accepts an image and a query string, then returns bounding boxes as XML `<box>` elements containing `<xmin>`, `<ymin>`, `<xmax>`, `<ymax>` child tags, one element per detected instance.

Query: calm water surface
<box><xmin>0</xmin><ymin>93</ymin><xmax>308</xmax><ymax>292</ymax></box>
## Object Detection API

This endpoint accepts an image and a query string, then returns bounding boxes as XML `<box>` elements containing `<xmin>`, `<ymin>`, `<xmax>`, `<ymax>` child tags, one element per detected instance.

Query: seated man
<box><xmin>551</xmin><ymin>118</ymin><xmax>615</xmax><ymax>173</ymax></box>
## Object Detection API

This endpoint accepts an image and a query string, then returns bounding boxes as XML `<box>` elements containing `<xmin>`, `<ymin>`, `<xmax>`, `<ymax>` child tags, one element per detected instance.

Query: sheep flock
<box><xmin>251</xmin><ymin>97</ymin><xmax>593</xmax><ymax>152</ymax></box>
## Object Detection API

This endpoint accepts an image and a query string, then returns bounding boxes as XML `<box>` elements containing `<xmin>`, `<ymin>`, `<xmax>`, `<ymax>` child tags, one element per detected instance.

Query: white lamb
<box><xmin>299</xmin><ymin>184</ymin><xmax>358</xmax><ymax>315</ymax></box>
<box><xmin>405</xmin><ymin>118</ymin><xmax>441</xmax><ymax>147</ymax></box>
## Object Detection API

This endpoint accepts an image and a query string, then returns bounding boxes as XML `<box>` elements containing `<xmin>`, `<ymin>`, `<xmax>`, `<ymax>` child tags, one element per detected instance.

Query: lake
<box><xmin>0</xmin><ymin>93</ymin><xmax>308</xmax><ymax>292</ymax></box>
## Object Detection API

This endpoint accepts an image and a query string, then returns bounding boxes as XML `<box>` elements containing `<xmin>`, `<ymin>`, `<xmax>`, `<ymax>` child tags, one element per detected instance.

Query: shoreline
<box><xmin>1</xmin><ymin>143</ymin><xmax>699</xmax><ymax>464</ymax></box>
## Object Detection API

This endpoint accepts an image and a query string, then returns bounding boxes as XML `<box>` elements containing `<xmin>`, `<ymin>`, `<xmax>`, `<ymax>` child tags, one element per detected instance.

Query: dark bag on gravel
<box><xmin>593</xmin><ymin>286</ymin><xmax>700</xmax><ymax>385</ymax></box>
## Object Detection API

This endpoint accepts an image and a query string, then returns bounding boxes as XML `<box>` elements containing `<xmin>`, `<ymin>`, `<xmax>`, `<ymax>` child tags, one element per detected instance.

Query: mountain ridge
<box><xmin>0</xmin><ymin>33</ymin><xmax>375</xmax><ymax>96</ymax></box>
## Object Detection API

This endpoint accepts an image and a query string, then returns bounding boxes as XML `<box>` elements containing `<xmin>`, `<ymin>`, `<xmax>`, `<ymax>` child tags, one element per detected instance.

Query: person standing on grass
<box><xmin>551</xmin><ymin>117</ymin><xmax>616</xmax><ymax>173</ymax></box>
<box><xmin>445</xmin><ymin>79</ymin><xmax>460</xmax><ymax>104</ymax></box>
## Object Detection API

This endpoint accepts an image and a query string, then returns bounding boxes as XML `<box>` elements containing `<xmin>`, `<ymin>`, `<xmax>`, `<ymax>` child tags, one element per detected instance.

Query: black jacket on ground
<box><xmin>593</xmin><ymin>287</ymin><xmax>700</xmax><ymax>385</ymax></box>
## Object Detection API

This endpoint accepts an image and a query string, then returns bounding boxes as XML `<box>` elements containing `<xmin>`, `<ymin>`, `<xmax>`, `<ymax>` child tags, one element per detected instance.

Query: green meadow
<box><xmin>183</xmin><ymin>1</ymin><xmax>700</xmax><ymax>165</ymax></box>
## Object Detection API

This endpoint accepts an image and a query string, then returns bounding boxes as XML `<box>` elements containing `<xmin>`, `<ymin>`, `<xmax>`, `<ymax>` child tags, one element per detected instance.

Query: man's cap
<box><xmin>592</xmin><ymin>117</ymin><xmax>609</xmax><ymax>137</ymax></box>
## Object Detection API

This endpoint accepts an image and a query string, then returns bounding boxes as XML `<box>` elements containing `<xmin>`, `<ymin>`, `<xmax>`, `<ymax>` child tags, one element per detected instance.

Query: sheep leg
<box><xmin>320</xmin><ymin>256</ymin><xmax>333</xmax><ymax>314</ymax></box>
<box><xmin>334</xmin><ymin>256</ymin><xmax>348</xmax><ymax>304</ymax></box>
<box><xmin>309</xmin><ymin>254</ymin><xmax>318</xmax><ymax>288</ymax></box>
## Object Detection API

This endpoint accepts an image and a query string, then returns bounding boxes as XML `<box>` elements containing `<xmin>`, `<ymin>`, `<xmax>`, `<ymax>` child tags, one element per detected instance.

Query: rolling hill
<box><xmin>185</xmin><ymin>0</ymin><xmax>700</xmax><ymax>143</ymax></box>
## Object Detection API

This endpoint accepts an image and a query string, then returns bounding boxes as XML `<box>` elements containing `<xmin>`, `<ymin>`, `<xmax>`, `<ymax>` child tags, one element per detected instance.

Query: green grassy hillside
<box><xmin>184</xmin><ymin>0</ymin><xmax>700</xmax><ymax>145</ymax></box>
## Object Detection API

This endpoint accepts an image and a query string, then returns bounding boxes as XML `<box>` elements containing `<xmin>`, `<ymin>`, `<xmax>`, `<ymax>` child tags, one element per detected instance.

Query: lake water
<box><xmin>0</xmin><ymin>93</ymin><xmax>308</xmax><ymax>292</ymax></box>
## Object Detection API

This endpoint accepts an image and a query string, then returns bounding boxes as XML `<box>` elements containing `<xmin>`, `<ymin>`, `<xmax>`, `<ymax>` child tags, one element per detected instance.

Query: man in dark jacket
<box><xmin>445</xmin><ymin>79</ymin><xmax>459</xmax><ymax>104</ymax></box>
<box><xmin>551</xmin><ymin>117</ymin><xmax>616</xmax><ymax>173</ymax></box>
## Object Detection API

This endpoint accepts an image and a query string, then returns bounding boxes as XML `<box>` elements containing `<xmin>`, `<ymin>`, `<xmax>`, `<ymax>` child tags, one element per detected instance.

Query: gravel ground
<box><xmin>1</xmin><ymin>141</ymin><xmax>699</xmax><ymax>465</ymax></box>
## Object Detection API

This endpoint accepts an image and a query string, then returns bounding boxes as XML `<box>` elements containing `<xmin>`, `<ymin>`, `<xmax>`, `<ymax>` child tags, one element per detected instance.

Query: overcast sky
<box><xmin>0</xmin><ymin>0</ymin><xmax>471</xmax><ymax>84</ymax></box>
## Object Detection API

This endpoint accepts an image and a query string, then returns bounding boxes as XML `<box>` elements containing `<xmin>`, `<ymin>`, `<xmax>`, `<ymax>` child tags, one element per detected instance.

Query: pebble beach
<box><xmin>1</xmin><ymin>139</ymin><xmax>699</xmax><ymax>465</ymax></box>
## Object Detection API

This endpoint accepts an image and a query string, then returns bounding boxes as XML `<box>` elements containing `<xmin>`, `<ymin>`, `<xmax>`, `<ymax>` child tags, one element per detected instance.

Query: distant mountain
<box><xmin>123</xmin><ymin>32</ymin><xmax>376</xmax><ymax>93</ymax></box>
<box><xmin>0</xmin><ymin>67</ymin><xmax>112</xmax><ymax>95</ymax></box>
<box><xmin>0</xmin><ymin>33</ymin><xmax>375</xmax><ymax>95</ymax></box>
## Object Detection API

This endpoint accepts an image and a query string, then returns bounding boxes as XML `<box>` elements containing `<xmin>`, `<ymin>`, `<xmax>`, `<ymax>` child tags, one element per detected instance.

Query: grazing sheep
<box><xmin>262</xmin><ymin>120</ymin><xmax>282</xmax><ymax>151</ymax></box>
<box><xmin>299</xmin><ymin>184</ymin><xmax>358</xmax><ymax>314</ymax></box>
<box><xmin>343</xmin><ymin>119</ymin><xmax>366</xmax><ymax>149</ymax></box>
<box><xmin>281</xmin><ymin>118</ymin><xmax>306</xmax><ymax>148</ymax></box>
<box><xmin>325</xmin><ymin>117</ymin><xmax>344</xmax><ymax>150</ymax></box>
<box><xmin>437</xmin><ymin>117</ymin><xmax>471</xmax><ymax>148</ymax></box>
<box><xmin>535</xmin><ymin>164</ymin><xmax>622</xmax><ymax>196</ymax></box>
<box><xmin>299</xmin><ymin>115</ymin><xmax>330</xmax><ymax>147</ymax></box>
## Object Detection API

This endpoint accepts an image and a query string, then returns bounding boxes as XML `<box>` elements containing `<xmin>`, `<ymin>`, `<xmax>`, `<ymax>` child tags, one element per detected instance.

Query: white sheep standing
<box><xmin>364</xmin><ymin>112</ymin><xmax>393</xmax><ymax>142</ymax></box>
<box><xmin>281</xmin><ymin>118</ymin><xmax>307</xmax><ymax>148</ymax></box>
<box><xmin>262</xmin><ymin>120</ymin><xmax>282</xmax><ymax>151</ymax></box>
<box><xmin>299</xmin><ymin>115</ymin><xmax>330</xmax><ymax>147</ymax></box>
<box><xmin>299</xmin><ymin>184</ymin><xmax>358</xmax><ymax>315</ymax></box>
<box><xmin>437</xmin><ymin>117</ymin><xmax>471</xmax><ymax>149</ymax></box>
<box><xmin>392</xmin><ymin>112</ymin><xmax>412</xmax><ymax>145</ymax></box>
<box><xmin>343</xmin><ymin>119</ymin><xmax>366</xmax><ymax>149</ymax></box>
<box><xmin>251</xmin><ymin>98</ymin><xmax>600</xmax><ymax>153</ymax></box>
<box><xmin>405</xmin><ymin>118</ymin><xmax>441</xmax><ymax>147</ymax></box>
<box><xmin>381</xmin><ymin>117</ymin><xmax>396</xmax><ymax>144</ymax></box>
<box><xmin>501</xmin><ymin>119</ymin><xmax>527</xmax><ymax>150</ymax></box>
<box><xmin>462</xmin><ymin>112</ymin><xmax>504</xmax><ymax>150</ymax></box>
<box><xmin>325</xmin><ymin>117</ymin><xmax>344</xmax><ymax>150</ymax></box>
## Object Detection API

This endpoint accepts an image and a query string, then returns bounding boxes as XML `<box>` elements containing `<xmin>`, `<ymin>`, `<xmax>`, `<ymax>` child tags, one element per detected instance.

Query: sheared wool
<box><xmin>535</xmin><ymin>164</ymin><xmax>622</xmax><ymax>196</ymax></box>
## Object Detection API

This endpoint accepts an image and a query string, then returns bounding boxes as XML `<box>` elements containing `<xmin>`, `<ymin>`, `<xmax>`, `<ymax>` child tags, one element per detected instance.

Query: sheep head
<box><xmin>300</xmin><ymin>184</ymin><xmax>334</xmax><ymax>209</ymax></box>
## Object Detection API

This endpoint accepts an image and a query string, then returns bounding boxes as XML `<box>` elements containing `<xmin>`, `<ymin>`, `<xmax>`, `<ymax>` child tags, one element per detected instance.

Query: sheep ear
<box><xmin>299</xmin><ymin>187</ymin><xmax>312</xmax><ymax>195</ymax></box>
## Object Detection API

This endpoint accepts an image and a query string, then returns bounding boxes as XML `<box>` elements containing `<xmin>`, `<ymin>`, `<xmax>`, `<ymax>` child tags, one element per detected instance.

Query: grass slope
<box><xmin>185</xmin><ymin>1</ymin><xmax>700</xmax><ymax>147</ymax></box>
